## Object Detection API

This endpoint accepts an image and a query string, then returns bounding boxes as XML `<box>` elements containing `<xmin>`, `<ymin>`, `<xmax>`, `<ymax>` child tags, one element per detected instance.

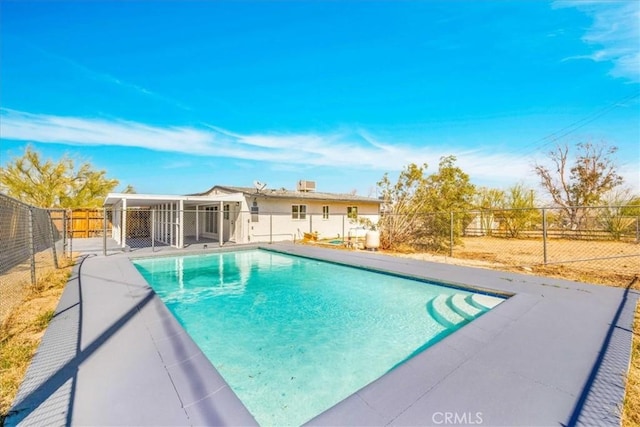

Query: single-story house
<box><xmin>103</xmin><ymin>181</ymin><xmax>382</xmax><ymax>249</ymax></box>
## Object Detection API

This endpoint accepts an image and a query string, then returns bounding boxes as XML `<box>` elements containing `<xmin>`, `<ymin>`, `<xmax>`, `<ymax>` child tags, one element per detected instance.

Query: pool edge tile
<box><xmin>184</xmin><ymin>386</ymin><xmax>259</xmax><ymax>426</ymax></box>
<box><xmin>353</xmin><ymin>339</ymin><xmax>468</xmax><ymax>423</ymax></box>
<box><xmin>304</xmin><ymin>393</ymin><xmax>387</xmax><ymax>427</ymax></box>
<box><xmin>166</xmin><ymin>350</ymin><xmax>230</xmax><ymax>407</ymax></box>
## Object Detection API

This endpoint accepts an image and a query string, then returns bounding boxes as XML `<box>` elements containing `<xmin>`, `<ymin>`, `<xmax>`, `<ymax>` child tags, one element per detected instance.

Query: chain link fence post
<box><xmin>542</xmin><ymin>208</ymin><xmax>548</xmax><ymax>265</ymax></box>
<box><xmin>103</xmin><ymin>207</ymin><xmax>108</xmax><ymax>256</ymax></box>
<box><xmin>449</xmin><ymin>211</ymin><xmax>454</xmax><ymax>257</ymax></box>
<box><xmin>62</xmin><ymin>210</ymin><xmax>67</xmax><ymax>258</ymax></box>
<box><xmin>69</xmin><ymin>210</ymin><xmax>73</xmax><ymax>257</ymax></box>
<box><xmin>48</xmin><ymin>211</ymin><xmax>59</xmax><ymax>269</ymax></box>
<box><xmin>1</xmin><ymin>195</ymin><xmax>69</xmax><ymax>321</ymax></box>
<box><xmin>28</xmin><ymin>207</ymin><xmax>37</xmax><ymax>285</ymax></box>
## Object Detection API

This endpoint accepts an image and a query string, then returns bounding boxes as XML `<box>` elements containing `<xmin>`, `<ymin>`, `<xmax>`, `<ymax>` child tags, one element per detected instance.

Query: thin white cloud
<box><xmin>0</xmin><ymin>108</ymin><xmax>536</xmax><ymax>187</ymax></box>
<box><xmin>555</xmin><ymin>0</ymin><xmax>640</xmax><ymax>82</ymax></box>
<box><xmin>19</xmin><ymin>39</ymin><xmax>194</xmax><ymax>111</ymax></box>
<box><xmin>0</xmin><ymin>109</ymin><xmax>217</xmax><ymax>154</ymax></box>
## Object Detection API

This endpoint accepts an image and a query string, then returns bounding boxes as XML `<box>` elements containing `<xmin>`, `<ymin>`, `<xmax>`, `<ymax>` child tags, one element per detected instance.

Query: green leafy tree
<box><xmin>377</xmin><ymin>157</ymin><xmax>475</xmax><ymax>251</ymax></box>
<box><xmin>597</xmin><ymin>189</ymin><xmax>640</xmax><ymax>240</ymax></box>
<box><xmin>0</xmin><ymin>146</ymin><xmax>119</xmax><ymax>208</ymax></box>
<box><xmin>534</xmin><ymin>142</ymin><xmax>623</xmax><ymax>229</ymax></box>
<box><xmin>474</xmin><ymin>187</ymin><xmax>506</xmax><ymax>236</ymax></box>
<box><xmin>122</xmin><ymin>184</ymin><xmax>137</xmax><ymax>194</ymax></box>
<box><xmin>621</xmin><ymin>196</ymin><xmax>640</xmax><ymax>217</ymax></box>
<box><xmin>474</xmin><ymin>187</ymin><xmax>506</xmax><ymax>209</ymax></box>
<box><xmin>499</xmin><ymin>183</ymin><xmax>538</xmax><ymax>237</ymax></box>
<box><xmin>377</xmin><ymin>163</ymin><xmax>429</xmax><ymax>249</ymax></box>
<box><xmin>421</xmin><ymin>156</ymin><xmax>476</xmax><ymax>250</ymax></box>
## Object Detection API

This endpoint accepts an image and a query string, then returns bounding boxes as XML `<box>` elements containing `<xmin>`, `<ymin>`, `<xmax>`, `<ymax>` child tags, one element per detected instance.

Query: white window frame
<box><xmin>322</xmin><ymin>205</ymin><xmax>329</xmax><ymax>220</ymax></box>
<box><xmin>292</xmin><ymin>204</ymin><xmax>307</xmax><ymax>220</ymax></box>
<box><xmin>250</xmin><ymin>201</ymin><xmax>259</xmax><ymax>222</ymax></box>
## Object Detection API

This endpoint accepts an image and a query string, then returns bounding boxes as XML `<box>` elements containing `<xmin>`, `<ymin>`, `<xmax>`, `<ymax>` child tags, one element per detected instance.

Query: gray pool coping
<box><xmin>6</xmin><ymin>239</ymin><xmax>638</xmax><ymax>426</ymax></box>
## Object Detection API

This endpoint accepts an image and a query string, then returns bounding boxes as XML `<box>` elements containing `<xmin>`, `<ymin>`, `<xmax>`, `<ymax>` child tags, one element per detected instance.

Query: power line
<box><xmin>511</xmin><ymin>91</ymin><xmax>640</xmax><ymax>158</ymax></box>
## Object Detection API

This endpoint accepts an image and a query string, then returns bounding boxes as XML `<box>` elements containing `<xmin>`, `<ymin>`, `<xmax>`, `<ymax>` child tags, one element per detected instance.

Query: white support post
<box><xmin>195</xmin><ymin>205</ymin><xmax>199</xmax><ymax>242</ymax></box>
<box><xmin>219</xmin><ymin>201</ymin><xmax>224</xmax><ymax>247</ymax></box>
<box><xmin>169</xmin><ymin>203</ymin><xmax>174</xmax><ymax>246</ymax></box>
<box><xmin>121</xmin><ymin>198</ymin><xmax>128</xmax><ymax>249</ymax></box>
<box><xmin>151</xmin><ymin>208</ymin><xmax>156</xmax><ymax>252</ymax></box>
<box><xmin>179</xmin><ymin>199</ymin><xmax>184</xmax><ymax>249</ymax></box>
<box><xmin>163</xmin><ymin>204</ymin><xmax>167</xmax><ymax>244</ymax></box>
<box><xmin>112</xmin><ymin>204</ymin><xmax>118</xmax><ymax>243</ymax></box>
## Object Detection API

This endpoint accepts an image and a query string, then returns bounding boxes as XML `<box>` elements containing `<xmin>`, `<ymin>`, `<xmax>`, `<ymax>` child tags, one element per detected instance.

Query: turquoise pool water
<box><xmin>132</xmin><ymin>249</ymin><xmax>502</xmax><ymax>426</ymax></box>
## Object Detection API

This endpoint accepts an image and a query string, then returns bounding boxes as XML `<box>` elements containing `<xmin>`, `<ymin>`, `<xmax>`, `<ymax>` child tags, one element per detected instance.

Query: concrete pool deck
<box><xmin>6</xmin><ymin>240</ymin><xmax>638</xmax><ymax>426</ymax></box>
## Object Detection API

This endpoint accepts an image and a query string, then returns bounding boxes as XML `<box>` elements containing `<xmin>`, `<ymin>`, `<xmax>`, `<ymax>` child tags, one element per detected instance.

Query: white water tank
<box><xmin>365</xmin><ymin>230</ymin><xmax>380</xmax><ymax>250</ymax></box>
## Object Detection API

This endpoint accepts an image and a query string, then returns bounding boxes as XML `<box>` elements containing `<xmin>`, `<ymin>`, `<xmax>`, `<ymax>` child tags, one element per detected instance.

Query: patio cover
<box><xmin>103</xmin><ymin>192</ymin><xmax>246</xmax><ymax>249</ymax></box>
<box><xmin>103</xmin><ymin>192</ymin><xmax>245</xmax><ymax>208</ymax></box>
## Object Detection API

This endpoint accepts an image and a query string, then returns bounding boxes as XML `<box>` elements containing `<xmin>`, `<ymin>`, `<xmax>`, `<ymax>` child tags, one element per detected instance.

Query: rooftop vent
<box><xmin>297</xmin><ymin>180</ymin><xmax>316</xmax><ymax>192</ymax></box>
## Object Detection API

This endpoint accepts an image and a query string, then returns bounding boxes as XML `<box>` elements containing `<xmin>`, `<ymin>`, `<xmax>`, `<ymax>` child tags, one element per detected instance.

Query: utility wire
<box><xmin>511</xmin><ymin>91</ymin><xmax>640</xmax><ymax>158</ymax></box>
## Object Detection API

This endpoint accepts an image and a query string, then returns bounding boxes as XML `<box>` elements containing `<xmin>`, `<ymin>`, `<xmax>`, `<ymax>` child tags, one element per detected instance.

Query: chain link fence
<box><xmin>381</xmin><ymin>205</ymin><xmax>639</xmax><ymax>279</ymax></box>
<box><xmin>0</xmin><ymin>194</ymin><xmax>69</xmax><ymax>323</ymax></box>
<box><xmin>25</xmin><ymin>204</ymin><xmax>634</xmax><ymax>287</ymax></box>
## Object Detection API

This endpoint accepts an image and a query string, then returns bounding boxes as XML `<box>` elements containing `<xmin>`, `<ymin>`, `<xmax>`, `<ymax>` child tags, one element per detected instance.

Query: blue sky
<box><xmin>1</xmin><ymin>0</ymin><xmax>639</xmax><ymax>198</ymax></box>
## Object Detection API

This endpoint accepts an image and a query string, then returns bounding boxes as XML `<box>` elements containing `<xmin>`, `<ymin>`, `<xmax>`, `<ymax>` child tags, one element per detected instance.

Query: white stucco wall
<box><xmin>106</xmin><ymin>189</ymin><xmax>380</xmax><ymax>247</ymax></box>
<box><xmin>243</xmin><ymin>197</ymin><xmax>380</xmax><ymax>243</ymax></box>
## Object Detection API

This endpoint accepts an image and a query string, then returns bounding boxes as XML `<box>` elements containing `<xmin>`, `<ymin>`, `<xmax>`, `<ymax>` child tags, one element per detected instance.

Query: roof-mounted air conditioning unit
<box><xmin>297</xmin><ymin>180</ymin><xmax>316</xmax><ymax>192</ymax></box>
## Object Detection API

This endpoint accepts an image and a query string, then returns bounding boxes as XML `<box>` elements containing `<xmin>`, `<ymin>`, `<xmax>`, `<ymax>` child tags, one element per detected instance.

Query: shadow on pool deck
<box><xmin>564</xmin><ymin>279</ymin><xmax>637</xmax><ymax>426</ymax></box>
<box><xmin>5</xmin><ymin>255</ymin><xmax>154</xmax><ymax>425</ymax></box>
<box><xmin>6</xmin><ymin>242</ymin><xmax>639</xmax><ymax>426</ymax></box>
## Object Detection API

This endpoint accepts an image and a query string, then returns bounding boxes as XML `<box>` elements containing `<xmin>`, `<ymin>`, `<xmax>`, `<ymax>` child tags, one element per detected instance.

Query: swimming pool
<box><xmin>133</xmin><ymin>249</ymin><xmax>503</xmax><ymax>426</ymax></box>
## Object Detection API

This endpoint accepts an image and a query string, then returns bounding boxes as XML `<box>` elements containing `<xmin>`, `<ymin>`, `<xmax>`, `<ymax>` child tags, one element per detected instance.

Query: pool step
<box><xmin>450</xmin><ymin>294</ymin><xmax>483</xmax><ymax>320</ymax></box>
<box><xmin>429</xmin><ymin>293</ymin><xmax>505</xmax><ymax>329</ymax></box>
<box><xmin>469</xmin><ymin>294</ymin><xmax>504</xmax><ymax>310</ymax></box>
<box><xmin>429</xmin><ymin>295</ymin><xmax>467</xmax><ymax>328</ymax></box>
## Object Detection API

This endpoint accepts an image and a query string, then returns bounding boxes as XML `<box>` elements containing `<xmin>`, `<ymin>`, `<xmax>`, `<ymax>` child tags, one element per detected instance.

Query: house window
<box><xmin>205</xmin><ymin>206</ymin><xmax>218</xmax><ymax>233</ymax></box>
<box><xmin>292</xmin><ymin>204</ymin><xmax>307</xmax><ymax>220</ymax></box>
<box><xmin>322</xmin><ymin>205</ymin><xmax>329</xmax><ymax>220</ymax></box>
<box><xmin>347</xmin><ymin>206</ymin><xmax>358</xmax><ymax>219</ymax></box>
<box><xmin>224</xmin><ymin>204</ymin><xmax>230</xmax><ymax>220</ymax></box>
<box><xmin>251</xmin><ymin>201</ymin><xmax>259</xmax><ymax>222</ymax></box>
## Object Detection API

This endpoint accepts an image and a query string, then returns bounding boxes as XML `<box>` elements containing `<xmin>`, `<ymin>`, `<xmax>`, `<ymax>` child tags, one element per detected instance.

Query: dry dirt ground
<box><xmin>391</xmin><ymin>237</ymin><xmax>639</xmax><ymax>288</ymax></box>
<box><xmin>0</xmin><ymin>250</ymin><xmax>60</xmax><ymax>323</ymax></box>
<box><xmin>0</xmin><ymin>258</ymin><xmax>74</xmax><ymax>419</ymax></box>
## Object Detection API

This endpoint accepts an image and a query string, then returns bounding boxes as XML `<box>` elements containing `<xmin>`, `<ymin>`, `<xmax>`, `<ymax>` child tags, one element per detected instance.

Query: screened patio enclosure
<box><xmin>103</xmin><ymin>193</ymin><xmax>246</xmax><ymax>249</ymax></box>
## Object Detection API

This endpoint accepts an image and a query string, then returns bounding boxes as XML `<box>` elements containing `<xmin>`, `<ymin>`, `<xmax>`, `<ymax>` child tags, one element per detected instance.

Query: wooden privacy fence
<box><xmin>61</xmin><ymin>209</ymin><xmax>148</xmax><ymax>239</ymax></box>
<box><xmin>63</xmin><ymin>209</ymin><xmax>112</xmax><ymax>238</ymax></box>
